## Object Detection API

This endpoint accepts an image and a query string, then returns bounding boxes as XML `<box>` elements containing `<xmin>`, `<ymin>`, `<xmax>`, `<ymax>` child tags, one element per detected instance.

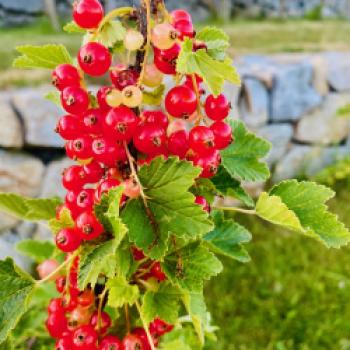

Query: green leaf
<box><xmin>211</xmin><ymin>166</ymin><xmax>254</xmax><ymax>208</ymax></box>
<box><xmin>204</xmin><ymin>211</ymin><xmax>251</xmax><ymax>262</ymax></box>
<box><xmin>270</xmin><ymin>180</ymin><xmax>350</xmax><ymax>248</ymax></box>
<box><xmin>256</xmin><ymin>192</ymin><xmax>303</xmax><ymax>231</ymax></box>
<box><xmin>176</xmin><ymin>39</ymin><xmax>240</xmax><ymax>96</ymax></box>
<box><xmin>160</xmin><ymin>339</ymin><xmax>192</xmax><ymax>350</ymax></box>
<box><xmin>0</xmin><ymin>336</ymin><xmax>13</xmax><ymax>349</ymax></box>
<box><xmin>195</xmin><ymin>26</ymin><xmax>229</xmax><ymax>60</ymax></box>
<box><xmin>16</xmin><ymin>240</ymin><xmax>55</xmax><ymax>263</ymax></box>
<box><xmin>45</xmin><ymin>91</ymin><xmax>61</xmax><ymax>107</ymax></box>
<box><xmin>13</xmin><ymin>44</ymin><xmax>72</xmax><ymax>69</ymax></box>
<box><xmin>162</xmin><ymin>243</ymin><xmax>222</xmax><ymax>292</ymax></box>
<box><xmin>142</xmin><ymin>84</ymin><xmax>165</xmax><ymax>106</ymax></box>
<box><xmin>121</xmin><ymin>157</ymin><xmax>213</xmax><ymax>259</ymax></box>
<box><xmin>0</xmin><ymin>258</ymin><xmax>36</xmax><ymax>344</ymax></box>
<box><xmin>63</xmin><ymin>21</ymin><xmax>86</xmax><ymax>33</ymax></box>
<box><xmin>190</xmin><ymin>178</ymin><xmax>217</xmax><ymax>204</ymax></box>
<box><xmin>106</xmin><ymin>276</ymin><xmax>139</xmax><ymax>308</ymax></box>
<box><xmin>48</xmin><ymin>206</ymin><xmax>74</xmax><ymax>234</ymax></box>
<box><xmin>142</xmin><ymin>283</ymin><xmax>180</xmax><ymax>324</ymax></box>
<box><xmin>0</xmin><ymin>193</ymin><xmax>61</xmax><ymax>221</ymax></box>
<box><xmin>221</xmin><ymin>120</ymin><xmax>271</xmax><ymax>182</ymax></box>
<box><xmin>93</xmin><ymin>20</ymin><xmax>126</xmax><ymax>48</ymax></box>
<box><xmin>160</xmin><ymin>327</ymin><xmax>201</xmax><ymax>350</ymax></box>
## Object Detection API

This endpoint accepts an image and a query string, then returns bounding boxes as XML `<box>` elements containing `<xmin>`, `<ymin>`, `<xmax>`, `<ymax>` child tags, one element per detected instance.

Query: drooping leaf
<box><xmin>256</xmin><ymin>192</ymin><xmax>303</xmax><ymax>231</ymax></box>
<box><xmin>63</xmin><ymin>21</ymin><xmax>86</xmax><ymax>33</ymax></box>
<box><xmin>121</xmin><ymin>157</ymin><xmax>213</xmax><ymax>259</ymax></box>
<box><xmin>269</xmin><ymin>180</ymin><xmax>350</xmax><ymax>248</ymax></box>
<box><xmin>0</xmin><ymin>193</ymin><xmax>61</xmax><ymax>221</ymax></box>
<box><xmin>0</xmin><ymin>258</ymin><xmax>36</xmax><ymax>344</ymax></box>
<box><xmin>221</xmin><ymin>120</ymin><xmax>271</xmax><ymax>182</ymax></box>
<box><xmin>106</xmin><ymin>276</ymin><xmax>139</xmax><ymax>308</ymax></box>
<box><xmin>13</xmin><ymin>44</ymin><xmax>72</xmax><ymax>69</ymax></box>
<box><xmin>177</xmin><ymin>39</ymin><xmax>240</xmax><ymax>96</ymax></box>
<box><xmin>48</xmin><ymin>206</ymin><xmax>74</xmax><ymax>234</ymax></box>
<box><xmin>142</xmin><ymin>84</ymin><xmax>165</xmax><ymax>106</ymax></box>
<box><xmin>211</xmin><ymin>166</ymin><xmax>255</xmax><ymax>208</ymax></box>
<box><xmin>204</xmin><ymin>211</ymin><xmax>251</xmax><ymax>262</ymax></box>
<box><xmin>142</xmin><ymin>283</ymin><xmax>180</xmax><ymax>324</ymax></box>
<box><xmin>161</xmin><ymin>243</ymin><xmax>222</xmax><ymax>292</ymax></box>
<box><xmin>16</xmin><ymin>240</ymin><xmax>55</xmax><ymax>263</ymax></box>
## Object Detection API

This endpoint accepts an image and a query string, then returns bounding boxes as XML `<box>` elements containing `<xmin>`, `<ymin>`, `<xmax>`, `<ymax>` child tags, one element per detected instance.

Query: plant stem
<box><xmin>192</xmin><ymin>74</ymin><xmax>204</xmax><ymax>126</ymax></box>
<box><xmin>125</xmin><ymin>304</ymin><xmax>131</xmax><ymax>333</ymax></box>
<box><xmin>214</xmin><ymin>206</ymin><xmax>257</xmax><ymax>215</ymax></box>
<box><xmin>97</xmin><ymin>288</ymin><xmax>108</xmax><ymax>337</ymax></box>
<box><xmin>135</xmin><ymin>300</ymin><xmax>156</xmax><ymax>350</ymax></box>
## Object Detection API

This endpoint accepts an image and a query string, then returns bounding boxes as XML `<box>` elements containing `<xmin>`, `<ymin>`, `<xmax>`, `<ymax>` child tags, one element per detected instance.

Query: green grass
<box><xmin>206</xmin><ymin>186</ymin><xmax>350</xmax><ymax>350</ymax></box>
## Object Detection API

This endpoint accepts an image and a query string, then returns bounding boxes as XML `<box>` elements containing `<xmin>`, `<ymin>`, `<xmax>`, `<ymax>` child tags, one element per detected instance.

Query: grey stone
<box><xmin>270</xmin><ymin>62</ymin><xmax>322</xmax><ymax>121</ymax></box>
<box><xmin>0</xmin><ymin>96</ymin><xmax>23</xmax><ymax>148</ymax></box>
<box><xmin>324</xmin><ymin>52</ymin><xmax>350</xmax><ymax>91</ymax></box>
<box><xmin>239</xmin><ymin>78</ymin><xmax>269</xmax><ymax>129</ymax></box>
<box><xmin>295</xmin><ymin>93</ymin><xmax>350</xmax><ymax>145</ymax></box>
<box><xmin>0</xmin><ymin>0</ymin><xmax>43</xmax><ymax>13</ymax></box>
<box><xmin>12</xmin><ymin>88</ymin><xmax>64</xmax><ymax>147</ymax></box>
<box><xmin>257</xmin><ymin>124</ymin><xmax>293</xmax><ymax>165</ymax></box>
<box><xmin>0</xmin><ymin>213</ymin><xmax>19</xmax><ymax>233</ymax></box>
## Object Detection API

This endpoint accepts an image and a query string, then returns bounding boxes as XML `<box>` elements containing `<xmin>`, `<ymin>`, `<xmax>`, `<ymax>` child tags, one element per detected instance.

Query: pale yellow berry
<box><xmin>124</xmin><ymin>30</ymin><xmax>145</xmax><ymax>51</ymax></box>
<box><xmin>151</xmin><ymin>23</ymin><xmax>178</xmax><ymax>50</ymax></box>
<box><xmin>122</xmin><ymin>86</ymin><xmax>143</xmax><ymax>107</ymax></box>
<box><xmin>143</xmin><ymin>63</ymin><xmax>163</xmax><ymax>87</ymax></box>
<box><xmin>106</xmin><ymin>89</ymin><xmax>123</xmax><ymax>107</ymax></box>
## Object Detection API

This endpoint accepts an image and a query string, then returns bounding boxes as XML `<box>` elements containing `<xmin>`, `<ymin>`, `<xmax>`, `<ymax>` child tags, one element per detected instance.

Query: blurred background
<box><xmin>1</xmin><ymin>0</ymin><xmax>350</xmax><ymax>349</ymax></box>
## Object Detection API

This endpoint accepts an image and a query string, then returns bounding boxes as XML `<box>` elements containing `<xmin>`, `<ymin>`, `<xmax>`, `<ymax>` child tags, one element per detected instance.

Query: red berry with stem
<box><xmin>72</xmin><ymin>325</ymin><xmax>98</xmax><ymax>350</ymax></box>
<box><xmin>189</xmin><ymin>126</ymin><xmax>216</xmax><ymax>153</ymax></box>
<box><xmin>83</xmin><ymin>161</ymin><xmax>104</xmax><ymax>183</ymax></box>
<box><xmin>56</xmin><ymin>114</ymin><xmax>84</xmax><ymax>140</ymax></box>
<box><xmin>122</xmin><ymin>334</ymin><xmax>144</xmax><ymax>350</ymax></box>
<box><xmin>55</xmin><ymin>334</ymin><xmax>74</xmax><ymax>350</ymax></box>
<box><xmin>56</xmin><ymin>276</ymin><xmax>66</xmax><ymax>294</ymax></box>
<box><xmin>56</xmin><ymin>228</ymin><xmax>82</xmax><ymax>252</ymax></box>
<box><xmin>46</xmin><ymin>312</ymin><xmax>68</xmax><ymax>338</ymax></box>
<box><xmin>97</xmin><ymin>86</ymin><xmax>113</xmax><ymax>110</ymax></box>
<box><xmin>62</xmin><ymin>165</ymin><xmax>86</xmax><ymax>191</ymax></box>
<box><xmin>76</xmin><ymin>211</ymin><xmax>104</xmax><ymax>240</ymax></box>
<box><xmin>150</xmin><ymin>262</ymin><xmax>166</xmax><ymax>281</ymax></box>
<box><xmin>73</xmin><ymin>0</ymin><xmax>104</xmax><ymax>29</ymax></box>
<box><xmin>82</xmin><ymin>108</ymin><xmax>105</xmax><ymax>136</ymax></box>
<box><xmin>68</xmin><ymin>306</ymin><xmax>93</xmax><ymax>330</ymax></box>
<box><xmin>77</xmin><ymin>289</ymin><xmax>95</xmax><ymax>307</ymax></box>
<box><xmin>104</xmin><ymin>106</ymin><xmax>138</xmax><ymax>141</ymax></box>
<box><xmin>78</xmin><ymin>42</ymin><xmax>112</xmax><ymax>77</ymax></box>
<box><xmin>100</xmin><ymin>335</ymin><xmax>122</xmax><ymax>350</ymax></box>
<box><xmin>142</xmin><ymin>110</ymin><xmax>168</xmax><ymax>129</ymax></box>
<box><xmin>48</xmin><ymin>298</ymin><xmax>65</xmax><ymax>314</ymax></box>
<box><xmin>52</xmin><ymin>64</ymin><xmax>80</xmax><ymax>91</ymax></box>
<box><xmin>69</xmin><ymin>135</ymin><xmax>93</xmax><ymax>160</ymax></box>
<box><xmin>149</xmin><ymin>318</ymin><xmax>174</xmax><ymax>336</ymax></box>
<box><xmin>132</xmin><ymin>328</ymin><xmax>156</xmax><ymax>350</ymax></box>
<box><xmin>76</xmin><ymin>188</ymin><xmax>94</xmax><ymax>211</ymax></box>
<box><xmin>153</xmin><ymin>44</ymin><xmax>180</xmax><ymax>75</ymax></box>
<box><xmin>131</xmin><ymin>246</ymin><xmax>145</xmax><ymax>261</ymax></box>
<box><xmin>170</xmin><ymin>9</ymin><xmax>192</xmax><ymax>23</ymax></box>
<box><xmin>90</xmin><ymin>311</ymin><xmax>111</xmax><ymax>334</ymax></box>
<box><xmin>205</xmin><ymin>94</ymin><xmax>230</xmax><ymax>121</ymax></box>
<box><xmin>133</xmin><ymin>123</ymin><xmax>167</xmax><ymax>155</ymax></box>
<box><xmin>168</xmin><ymin>129</ymin><xmax>189</xmax><ymax>159</ymax></box>
<box><xmin>192</xmin><ymin>149</ymin><xmax>221</xmax><ymax>178</ymax></box>
<box><xmin>165</xmin><ymin>85</ymin><xmax>197</xmax><ymax>118</ymax></box>
<box><xmin>65</xmin><ymin>190</ymin><xmax>80</xmax><ymax>218</ymax></box>
<box><xmin>210</xmin><ymin>121</ymin><xmax>232</xmax><ymax>150</ymax></box>
<box><xmin>61</xmin><ymin>86</ymin><xmax>89</xmax><ymax>115</ymax></box>
<box><xmin>195</xmin><ymin>195</ymin><xmax>210</xmax><ymax>212</ymax></box>
<box><xmin>174</xmin><ymin>19</ymin><xmax>194</xmax><ymax>39</ymax></box>
<box><xmin>94</xmin><ymin>178</ymin><xmax>121</xmax><ymax>202</ymax></box>
<box><xmin>92</xmin><ymin>137</ymin><xmax>126</xmax><ymax>167</ymax></box>
<box><xmin>110</xmin><ymin>65</ymin><xmax>139</xmax><ymax>90</ymax></box>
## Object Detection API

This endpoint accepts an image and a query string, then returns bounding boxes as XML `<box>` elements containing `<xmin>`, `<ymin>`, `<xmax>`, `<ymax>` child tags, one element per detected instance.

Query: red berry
<box><xmin>142</xmin><ymin>110</ymin><xmax>168</xmax><ymax>129</ymax></box>
<box><xmin>83</xmin><ymin>161</ymin><xmax>104</xmax><ymax>183</ymax></box>
<box><xmin>131</xmin><ymin>246</ymin><xmax>145</xmax><ymax>261</ymax></box>
<box><xmin>61</xmin><ymin>86</ymin><xmax>89</xmax><ymax>115</ymax></box>
<box><xmin>170</xmin><ymin>9</ymin><xmax>192</xmax><ymax>23</ymax></box>
<box><xmin>72</xmin><ymin>325</ymin><xmax>98</xmax><ymax>350</ymax></box>
<box><xmin>192</xmin><ymin>149</ymin><xmax>221</xmax><ymax>178</ymax></box>
<box><xmin>82</xmin><ymin>108</ymin><xmax>105</xmax><ymax>136</ymax></box>
<box><xmin>56</xmin><ymin>276</ymin><xmax>66</xmax><ymax>294</ymax></box>
<box><xmin>100</xmin><ymin>335</ymin><xmax>123</xmax><ymax>350</ymax></box>
<box><xmin>168</xmin><ymin>130</ymin><xmax>189</xmax><ymax>159</ymax></box>
<box><xmin>110</xmin><ymin>65</ymin><xmax>139</xmax><ymax>90</ymax></box>
<box><xmin>68</xmin><ymin>306</ymin><xmax>93</xmax><ymax>330</ymax></box>
<box><xmin>46</xmin><ymin>312</ymin><xmax>68</xmax><ymax>338</ymax></box>
<box><xmin>149</xmin><ymin>318</ymin><xmax>174</xmax><ymax>336</ymax></box>
<box><xmin>55</xmin><ymin>334</ymin><xmax>74</xmax><ymax>350</ymax></box>
<box><xmin>69</xmin><ymin>135</ymin><xmax>93</xmax><ymax>160</ymax></box>
<box><xmin>62</xmin><ymin>165</ymin><xmax>86</xmax><ymax>191</ymax></box>
<box><xmin>94</xmin><ymin>178</ymin><xmax>121</xmax><ymax>202</ymax></box>
<box><xmin>174</xmin><ymin>19</ymin><xmax>194</xmax><ymax>39</ymax></box>
<box><xmin>56</xmin><ymin>228</ymin><xmax>81</xmax><ymax>252</ymax></box>
<box><xmin>165</xmin><ymin>85</ymin><xmax>197</xmax><ymax>118</ymax></box>
<box><xmin>123</xmin><ymin>178</ymin><xmax>141</xmax><ymax>199</ymax></box>
<box><xmin>189</xmin><ymin>126</ymin><xmax>216</xmax><ymax>153</ymax></box>
<box><xmin>97</xmin><ymin>86</ymin><xmax>113</xmax><ymax>110</ymax></box>
<box><xmin>210</xmin><ymin>121</ymin><xmax>232</xmax><ymax>150</ymax></box>
<box><xmin>52</xmin><ymin>64</ymin><xmax>80</xmax><ymax>91</ymax></box>
<box><xmin>134</xmin><ymin>123</ymin><xmax>167</xmax><ymax>155</ymax></box>
<box><xmin>77</xmin><ymin>289</ymin><xmax>95</xmax><ymax>307</ymax></box>
<box><xmin>56</xmin><ymin>114</ymin><xmax>84</xmax><ymax>140</ymax></box>
<box><xmin>195</xmin><ymin>195</ymin><xmax>210</xmax><ymax>212</ymax></box>
<box><xmin>132</xmin><ymin>328</ymin><xmax>156</xmax><ymax>350</ymax></box>
<box><xmin>92</xmin><ymin>137</ymin><xmax>126</xmax><ymax>167</ymax></box>
<box><xmin>37</xmin><ymin>259</ymin><xmax>60</xmax><ymax>280</ymax></box>
<box><xmin>90</xmin><ymin>311</ymin><xmax>111</xmax><ymax>334</ymax></box>
<box><xmin>78</xmin><ymin>42</ymin><xmax>112</xmax><ymax>76</ymax></box>
<box><xmin>153</xmin><ymin>44</ymin><xmax>180</xmax><ymax>75</ymax></box>
<box><xmin>76</xmin><ymin>188</ymin><xmax>95</xmax><ymax>212</ymax></box>
<box><xmin>122</xmin><ymin>334</ymin><xmax>144</xmax><ymax>350</ymax></box>
<box><xmin>76</xmin><ymin>211</ymin><xmax>104</xmax><ymax>240</ymax></box>
<box><xmin>48</xmin><ymin>298</ymin><xmax>65</xmax><ymax>314</ymax></box>
<box><xmin>62</xmin><ymin>294</ymin><xmax>79</xmax><ymax>312</ymax></box>
<box><xmin>104</xmin><ymin>106</ymin><xmax>139</xmax><ymax>141</ymax></box>
<box><xmin>73</xmin><ymin>0</ymin><xmax>104</xmax><ymax>29</ymax></box>
<box><xmin>205</xmin><ymin>94</ymin><xmax>230</xmax><ymax>120</ymax></box>
<box><xmin>150</xmin><ymin>262</ymin><xmax>166</xmax><ymax>281</ymax></box>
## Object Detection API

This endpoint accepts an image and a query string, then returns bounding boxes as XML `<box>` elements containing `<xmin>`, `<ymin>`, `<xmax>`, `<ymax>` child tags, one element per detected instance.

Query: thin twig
<box><xmin>125</xmin><ymin>304</ymin><xmax>131</xmax><ymax>334</ymax></box>
<box><xmin>213</xmin><ymin>206</ymin><xmax>257</xmax><ymax>215</ymax></box>
<box><xmin>97</xmin><ymin>288</ymin><xmax>108</xmax><ymax>337</ymax></box>
<box><xmin>191</xmin><ymin>74</ymin><xmax>204</xmax><ymax>126</ymax></box>
<box><xmin>135</xmin><ymin>300</ymin><xmax>156</xmax><ymax>350</ymax></box>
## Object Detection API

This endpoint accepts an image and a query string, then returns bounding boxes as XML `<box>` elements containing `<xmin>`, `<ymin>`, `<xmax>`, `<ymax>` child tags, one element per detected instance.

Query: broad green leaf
<box><xmin>0</xmin><ymin>193</ymin><xmax>61</xmax><ymax>221</ymax></box>
<box><xmin>142</xmin><ymin>284</ymin><xmax>180</xmax><ymax>324</ymax></box>
<box><xmin>221</xmin><ymin>120</ymin><xmax>271</xmax><ymax>182</ymax></box>
<box><xmin>107</xmin><ymin>276</ymin><xmax>139</xmax><ymax>308</ymax></box>
<box><xmin>0</xmin><ymin>258</ymin><xmax>36</xmax><ymax>344</ymax></box>
<box><xmin>256</xmin><ymin>192</ymin><xmax>303</xmax><ymax>231</ymax></box>
<box><xmin>143</xmin><ymin>84</ymin><xmax>165</xmax><ymax>105</ymax></box>
<box><xmin>121</xmin><ymin>157</ymin><xmax>213</xmax><ymax>259</ymax></box>
<box><xmin>45</xmin><ymin>91</ymin><xmax>61</xmax><ymax>107</ymax></box>
<box><xmin>162</xmin><ymin>243</ymin><xmax>222</xmax><ymax>292</ymax></box>
<box><xmin>160</xmin><ymin>339</ymin><xmax>192</xmax><ymax>350</ymax></box>
<box><xmin>270</xmin><ymin>180</ymin><xmax>350</xmax><ymax>248</ymax></box>
<box><xmin>211</xmin><ymin>166</ymin><xmax>254</xmax><ymax>208</ymax></box>
<box><xmin>195</xmin><ymin>26</ymin><xmax>229</xmax><ymax>60</ymax></box>
<box><xmin>16</xmin><ymin>240</ymin><xmax>55</xmax><ymax>263</ymax></box>
<box><xmin>13</xmin><ymin>44</ymin><xmax>72</xmax><ymax>69</ymax></box>
<box><xmin>160</xmin><ymin>327</ymin><xmax>201</xmax><ymax>350</ymax></box>
<box><xmin>177</xmin><ymin>39</ymin><xmax>240</xmax><ymax>96</ymax></box>
<box><xmin>48</xmin><ymin>207</ymin><xmax>74</xmax><ymax>234</ymax></box>
<box><xmin>204</xmin><ymin>211</ymin><xmax>251</xmax><ymax>262</ymax></box>
<box><xmin>93</xmin><ymin>20</ymin><xmax>126</xmax><ymax>47</ymax></box>
<box><xmin>63</xmin><ymin>21</ymin><xmax>85</xmax><ymax>33</ymax></box>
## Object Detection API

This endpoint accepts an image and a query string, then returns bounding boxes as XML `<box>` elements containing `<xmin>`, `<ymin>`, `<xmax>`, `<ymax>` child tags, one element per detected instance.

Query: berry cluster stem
<box><xmin>214</xmin><ymin>206</ymin><xmax>257</xmax><ymax>215</ymax></box>
<box><xmin>136</xmin><ymin>300</ymin><xmax>156</xmax><ymax>350</ymax></box>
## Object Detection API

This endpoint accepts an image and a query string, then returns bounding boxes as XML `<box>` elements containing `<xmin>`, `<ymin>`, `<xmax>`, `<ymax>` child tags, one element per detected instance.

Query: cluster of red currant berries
<box><xmin>38</xmin><ymin>257</ymin><xmax>172</xmax><ymax>350</ymax></box>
